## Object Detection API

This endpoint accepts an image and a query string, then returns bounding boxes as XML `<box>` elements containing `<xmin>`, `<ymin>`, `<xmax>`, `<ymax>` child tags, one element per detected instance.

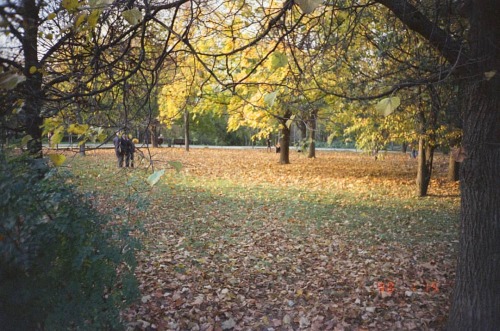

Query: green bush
<box><xmin>0</xmin><ymin>152</ymin><xmax>139</xmax><ymax>330</ymax></box>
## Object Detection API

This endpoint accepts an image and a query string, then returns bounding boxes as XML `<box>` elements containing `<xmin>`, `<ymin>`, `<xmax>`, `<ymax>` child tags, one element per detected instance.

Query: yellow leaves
<box><xmin>222</xmin><ymin>39</ymin><xmax>235</xmax><ymax>53</ymax></box>
<box><xmin>67</xmin><ymin>123</ymin><xmax>89</xmax><ymax>135</ymax></box>
<box><xmin>49</xmin><ymin>129</ymin><xmax>64</xmax><ymax>147</ymax></box>
<box><xmin>49</xmin><ymin>154</ymin><xmax>66</xmax><ymax>167</ymax></box>
<box><xmin>29</xmin><ymin>66</ymin><xmax>37</xmax><ymax>74</ymax></box>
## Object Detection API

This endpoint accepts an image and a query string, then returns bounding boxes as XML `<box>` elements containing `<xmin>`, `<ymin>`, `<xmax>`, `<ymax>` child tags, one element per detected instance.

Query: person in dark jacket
<box><xmin>129</xmin><ymin>136</ymin><xmax>137</xmax><ymax>168</ymax></box>
<box><xmin>113</xmin><ymin>132</ymin><xmax>122</xmax><ymax>167</ymax></box>
<box><xmin>118</xmin><ymin>133</ymin><xmax>131</xmax><ymax>167</ymax></box>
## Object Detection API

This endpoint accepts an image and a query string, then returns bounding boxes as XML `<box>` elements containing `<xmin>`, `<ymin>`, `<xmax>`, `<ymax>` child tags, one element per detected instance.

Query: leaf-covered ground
<box><xmin>68</xmin><ymin>148</ymin><xmax>459</xmax><ymax>331</ymax></box>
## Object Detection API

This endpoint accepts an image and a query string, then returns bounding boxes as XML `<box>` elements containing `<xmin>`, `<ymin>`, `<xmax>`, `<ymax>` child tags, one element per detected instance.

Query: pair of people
<box><xmin>114</xmin><ymin>133</ymin><xmax>135</xmax><ymax>167</ymax></box>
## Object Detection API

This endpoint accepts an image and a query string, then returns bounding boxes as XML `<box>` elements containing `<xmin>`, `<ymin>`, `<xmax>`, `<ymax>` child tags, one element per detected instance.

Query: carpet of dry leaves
<box><xmin>70</xmin><ymin>147</ymin><xmax>460</xmax><ymax>331</ymax></box>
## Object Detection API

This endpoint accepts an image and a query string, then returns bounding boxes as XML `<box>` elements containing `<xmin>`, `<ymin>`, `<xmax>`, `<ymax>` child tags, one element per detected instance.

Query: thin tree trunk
<box><xmin>184</xmin><ymin>109</ymin><xmax>190</xmax><ymax>152</ymax></box>
<box><xmin>21</xmin><ymin>0</ymin><xmax>43</xmax><ymax>157</ymax></box>
<box><xmin>278</xmin><ymin>111</ymin><xmax>292</xmax><ymax>164</ymax></box>
<box><xmin>296</xmin><ymin>120</ymin><xmax>306</xmax><ymax>143</ymax></box>
<box><xmin>416</xmin><ymin>138</ymin><xmax>434</xmax><ymax>196</ymax></box>
<box><xmin>402</xmin><ymin>142</ymin><xmax>408</xmax><ymax>153</ymax></box>
<box><xmin>308</xmin><ymin>110</ymin><xmax>318</xmax><ymax>158</ymax></box>
<box><xmin>150</xmin><ymin>125</ymin><xmax>158</xmax><ymax>148</ymax></box>
<box><xmin>448</xmin><ymin>153</ymin><xmax>459</xmax><ymax>182</ymax></box>
<box><xmin>279</xmin><ymin>125</ymin><xmax>290</xmax><ymax>164</ymax></box>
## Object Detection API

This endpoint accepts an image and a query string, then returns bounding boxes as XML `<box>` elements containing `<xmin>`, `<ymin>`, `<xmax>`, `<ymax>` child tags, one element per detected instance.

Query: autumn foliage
<box><xmin>70</xmin><ymin>148</ymin><xmax>459</xmax><ymax>330</ymax></box>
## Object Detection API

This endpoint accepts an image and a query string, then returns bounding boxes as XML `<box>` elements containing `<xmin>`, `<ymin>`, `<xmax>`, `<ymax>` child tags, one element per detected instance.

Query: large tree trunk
<box><xmin>373</xmin><ymin>1</ymin><xmax>499</xmax><ymax>327</ymax></box>
<box><xmin>448</xmin><ymin>80</ymin><xmax>500</xmax><ymax>330</ymax></box>
<box><xmin>447</xmin><ymin>1</ymin><xmax>500</xmax><ymax>329</ymax></box>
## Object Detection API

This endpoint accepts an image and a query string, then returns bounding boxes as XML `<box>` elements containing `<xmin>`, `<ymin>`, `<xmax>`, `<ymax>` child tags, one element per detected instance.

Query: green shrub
<box><xmin>0</xmin><ymin>152</ymin><xmax>139</xmax><ymax>330</ymax></box>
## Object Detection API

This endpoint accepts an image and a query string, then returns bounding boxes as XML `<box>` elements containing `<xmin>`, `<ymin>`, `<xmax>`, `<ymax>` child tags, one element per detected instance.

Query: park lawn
<box><xmin>67</xmin><ymin>148</ymin><xmax>459</xmax><ymax>330</ymax></box>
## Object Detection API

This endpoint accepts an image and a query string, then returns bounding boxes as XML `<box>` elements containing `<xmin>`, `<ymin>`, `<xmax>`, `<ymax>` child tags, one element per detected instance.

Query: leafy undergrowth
<box><xmin>67</xmin><ymin>148</ymin><xmax>459</xmax><ymax>331</ymax></box>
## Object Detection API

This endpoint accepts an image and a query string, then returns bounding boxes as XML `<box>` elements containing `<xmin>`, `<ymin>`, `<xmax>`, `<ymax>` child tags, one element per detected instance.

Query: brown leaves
<box><xmin>71</xmin><ymin>148</ymin><xmax>458</xmax><ymax>330</ymax></box>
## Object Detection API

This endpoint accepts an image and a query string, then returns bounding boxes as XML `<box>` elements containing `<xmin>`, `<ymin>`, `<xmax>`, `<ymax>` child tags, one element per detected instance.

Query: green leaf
<box><xmin>87</xmin><ymin>10</ymin><xmax>102</xmax><ymax>28</ymax></box>
<box><xmin>168</xmin><ymin>161</ymin><xmax>183</xmax><ymax>173</ymax></box>
<box><xmin>147</xmin><ymin>169</ymin><xmax>165</xmax><ymax>187</ymax></box>
<box><xmin>74</xmin><ymin>13</ymin><xmax>88</xmax><ymax>29</ymax></box>
<box><xmin>484</xmin><ymin>70</ymin><xmax>496</xmax><ymax>81</ymax></box>
<box><xmin>295</xmin><ymin>0</ymin><xmax>322</xmax><ymax>14</ymax></box>
<box><xmin>286</xmin><ymin>114</ymin><xmax>296</xmax><ymax>129</ymax></box>
<box><xmin>49</xmin><ymin>154</ymin><xmax>66</xmax><ymax>167</ymax></box>
<box><xmin>0</xmin><ymin>71</ymin><xmax>26</xmax><ymax>90</ymax></box>
<box><xmin>270</xmin><ymin>52</ymin><xmax>288</xmax><ymax>70</ymax></box>
<box><xmin>375</xmin><ymin>97</ymin><xmax>400</xmax><ymax>117</ymax></box>
<box><xmin>264</xmin><ymin>91</ymin><xmax>278</xmax><ymax>108</ymax></box>
<box><xmin>62</xmin><ymin>0</ymin><xmax>79</xmax><ymax>12</ymax></box>
<box><xmin>21</xmin><ymin>135</ymin><xmax>32</xmax><ymax>147</ymax></box>
<box><xmin>122</xmin><ymin>8</ymin><xmax>142</xmax><ymax>25</ymax></box>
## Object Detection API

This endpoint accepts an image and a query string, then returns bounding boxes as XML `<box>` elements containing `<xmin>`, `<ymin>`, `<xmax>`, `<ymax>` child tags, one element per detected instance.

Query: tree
<box><xmin>277</xmin><ymin>1</ymin><xmax>498</xmax><ymax>326</ymax></box>
<box><xmin>363</xmin><ymin>1</ymin><xmax>499</xmax><ymax>328</ymax></box>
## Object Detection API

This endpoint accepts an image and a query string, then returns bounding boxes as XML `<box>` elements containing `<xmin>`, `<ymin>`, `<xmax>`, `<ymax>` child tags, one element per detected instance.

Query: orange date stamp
<box><xmin>377</xmin><ymin>281</ymin><xmax>439</xmax><ymax>294</ymax></box>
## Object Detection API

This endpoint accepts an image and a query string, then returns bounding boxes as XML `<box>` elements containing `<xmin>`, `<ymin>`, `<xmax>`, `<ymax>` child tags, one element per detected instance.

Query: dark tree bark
<box><xmin>278</xmin><ymin>110</ymin><xmax>292</xmax><ymax>164</ymax></box>
<box><xmin>150</xmin><ymin>123</ymin><xmax>158</xmax><ymax>148</ymax></box>
<box><xmin>376</xmin><ymin>0</ymin><xmax>500</xmax><ymax>328</ymax></box>
<box><xmin>279</xmin><ymin>125</ymin><xmax>290</xmax><ymax>164</ymax></box>
<box><xmin>184</xmin><ymin>109</ymin><xmax>190</xmax><ymax>152</ymax></box>
<box><xmin>415</xmin><ymin>85</ymin><xmax>438</xmax><ymax>197</ymax></box>
<box><xmin>416</xmin><ymin>138</ymin><xmax>434</xmax><ymax>196</ymax></box>
<box><xmin>447</xmin><ymin>153</ymin><xmax>459</xmax><ymax>182</ymax></box>
<box><xmin>447</xmin><ymin>2</ymin><xmax>500</xmax><ymax>328</ymax></box>
<box><xmin>21</xmin><ymin>0</ymin><xmax>43</xmax><ymax>157</ymax></box>
<box><xmin>296</xmin><ymin>119</ymin><xmax>307</xmax><ymax>144</ymax></box>
<box><xmin>307</xmin><ymin>109</ymin><xmax>318</xmax><ymax>159</ymax></box>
